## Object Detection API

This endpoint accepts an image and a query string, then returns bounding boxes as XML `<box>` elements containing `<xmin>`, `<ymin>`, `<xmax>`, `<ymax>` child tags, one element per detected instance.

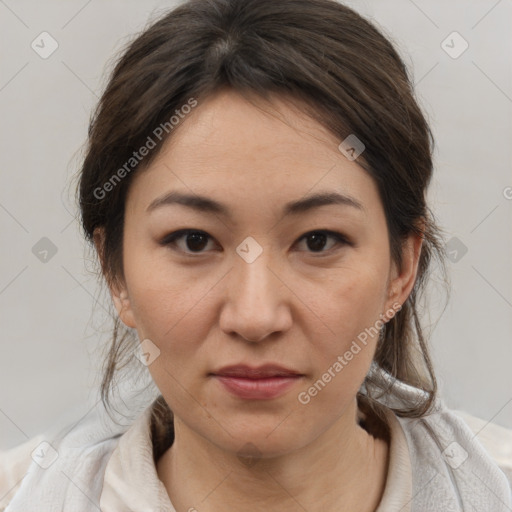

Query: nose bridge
<box><xmin>234</xmin><ymin>235</ymin><xmax>275</xmax><ymax>295</ymax></box>
<box><xmin>220</xmin><ymin>238</ymin><xmax>290</xmax><ymax>342</ymax></box>
<box><xmin>237</xmin><ymin>249</ymin><xmax>273</xmax><ymax>301</ymax></box>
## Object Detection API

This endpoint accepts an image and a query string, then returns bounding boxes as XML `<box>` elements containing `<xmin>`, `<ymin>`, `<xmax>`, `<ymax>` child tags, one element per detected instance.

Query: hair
<box><xmin>77</xmin><ymin>0</ymin><xmax>449</xmax><ymax>423</ymax></box>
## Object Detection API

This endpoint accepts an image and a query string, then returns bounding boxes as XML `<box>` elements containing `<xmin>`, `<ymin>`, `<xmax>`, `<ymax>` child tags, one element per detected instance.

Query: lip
<box><xmin>213</xmin><ymin>364</ymin><xmax>303</xmax><ymax>378</ymax></box>
<box><xmin>211</xmin><ymin>364</ymin><xmax>304</xmax><ymax>400</ymax></box>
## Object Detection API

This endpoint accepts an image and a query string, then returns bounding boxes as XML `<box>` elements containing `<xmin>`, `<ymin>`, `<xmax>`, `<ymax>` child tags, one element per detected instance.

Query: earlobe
<box><xmin>93</xmin><ymin>227</ymin><xmax>137</xmax><ymax>329</ymax></box>
<box><xmin>111</xmin><ymin>287</ymin><xmax>137</xmax><ymax>329</ymax></box>
<box><xmin>387</xmin><ymin>232</ymin><xmax>423</xmax><ymax>309</ymax></box>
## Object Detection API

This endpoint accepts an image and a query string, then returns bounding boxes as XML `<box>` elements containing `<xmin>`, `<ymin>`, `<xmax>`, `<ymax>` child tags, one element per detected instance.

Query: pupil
<box><xmin>187</xmin><ymin>233</ymin><xmax>208</xmax><ymax>251</ymax></box>
<box><xmin>184</xmin><ymin>233</ymin><xmax>328</xmax><ymax>252</ymax></box>
<box><xmin>308</xmin><ymin>233</ymin><xmax>326</xmax><ymax>252</ymax></box>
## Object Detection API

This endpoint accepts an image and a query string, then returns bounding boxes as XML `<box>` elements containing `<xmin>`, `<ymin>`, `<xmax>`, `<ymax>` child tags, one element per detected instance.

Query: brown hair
<box><xmin>77</xmin><ymin>0</ymin><xmax>448</xmax><ymax>422</ymax></box>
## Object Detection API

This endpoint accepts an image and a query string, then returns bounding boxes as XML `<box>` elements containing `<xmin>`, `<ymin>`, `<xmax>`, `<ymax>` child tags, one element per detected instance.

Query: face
<box><xmin>104</xmin><ymin>89</ymin><xmax>420</xmax><ymax>458</ymax></box>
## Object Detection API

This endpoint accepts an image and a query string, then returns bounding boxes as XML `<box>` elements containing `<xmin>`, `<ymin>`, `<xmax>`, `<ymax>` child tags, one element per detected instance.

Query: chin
<box><xmin>202</xmin><ymin>413</ymin><xmax>313</xmax><ymax>460</ymax></box>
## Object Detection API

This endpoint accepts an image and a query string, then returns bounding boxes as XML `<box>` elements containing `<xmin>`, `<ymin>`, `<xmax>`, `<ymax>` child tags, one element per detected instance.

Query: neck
<box><xmin>156</xmin><ymin>399</ymin><xmax>389</xmax><ymax>512</ymax></box>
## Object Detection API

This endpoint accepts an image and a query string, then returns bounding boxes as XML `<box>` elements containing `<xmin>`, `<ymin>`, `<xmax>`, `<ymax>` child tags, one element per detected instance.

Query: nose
<box><xmin>219</xmin><ymin>248</ymin><xmax>292</xmax><ymax>343</ymax></box>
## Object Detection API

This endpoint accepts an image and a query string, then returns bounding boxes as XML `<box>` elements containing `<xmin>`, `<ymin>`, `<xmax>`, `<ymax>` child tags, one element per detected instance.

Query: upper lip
<box><xmin>211</xmin><ymin>364</ymin><xmax>303</xmax><ymax>378</ymax></box>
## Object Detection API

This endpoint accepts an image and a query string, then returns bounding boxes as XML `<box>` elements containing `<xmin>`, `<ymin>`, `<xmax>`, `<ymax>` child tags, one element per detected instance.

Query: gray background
<box><xmin>1</xmin><ymin>0</ymin><xmax>511</xmax><ymax>450</ymax></box>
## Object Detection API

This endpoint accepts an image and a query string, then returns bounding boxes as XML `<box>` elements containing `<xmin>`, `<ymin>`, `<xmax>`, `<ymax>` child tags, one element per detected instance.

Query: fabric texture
<box><xmin>99</xmin><ymin>402</ymin><xmax>410</xmax><ymax>511</ymax></box>
<box><xmin>2</xmin><ymin>366</ymin><xmax>511</xmax><ymax>511</ymax></box>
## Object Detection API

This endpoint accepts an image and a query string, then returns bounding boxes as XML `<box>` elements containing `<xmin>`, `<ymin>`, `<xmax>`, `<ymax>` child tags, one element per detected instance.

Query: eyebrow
<box><xmin>146</xmin><ymin>190</ymin><xmax>365</xmax><ymax>217</ymax></box>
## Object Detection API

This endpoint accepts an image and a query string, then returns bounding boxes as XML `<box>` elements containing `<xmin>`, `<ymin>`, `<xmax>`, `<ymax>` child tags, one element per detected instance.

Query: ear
<box><xmin>93</xmin><ymin>227</ymin><xmax>137</xmax><ymax>329</ymax></box>
<box><xmin>385</xmin><ymin>226</ymin><xmax>424</xmax><ymax>312</ymax></box>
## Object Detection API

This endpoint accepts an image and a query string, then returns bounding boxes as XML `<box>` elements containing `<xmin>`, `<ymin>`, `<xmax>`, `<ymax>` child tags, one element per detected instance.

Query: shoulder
<box><xmin>452</xmin><ymin>409</ymin><xmax>512</xmax><ymax>486</ymax></box>
<box><xmin>0</xmin><ymin>435</ymin><xmax>46</xmax><ymax>510</ymax></box>
<box><xmin>0</xmin><ymin>403</ymin><xmax>131</xmax><ymax>511</ymax></box>
<box><xmin>367</xmin><ymin>366</ymin><xmax>512</xmax><ymax>507</ymax></box>
<box><xmin>395</xmin><ymin>401</ymin><xmax>512</xmax><ymax>508</ymax></box>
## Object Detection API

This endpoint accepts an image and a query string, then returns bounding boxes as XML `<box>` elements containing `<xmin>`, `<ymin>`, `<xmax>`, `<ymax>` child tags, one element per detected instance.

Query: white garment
<box><xmin>99</xmin><ymin>401</ymin><xmax>413</xmax><ymax>511</ymax></box>
<box><xmin>2</xmin><ymin>367</ymin><xmax>512</xmax><ymax>511</ymax></box>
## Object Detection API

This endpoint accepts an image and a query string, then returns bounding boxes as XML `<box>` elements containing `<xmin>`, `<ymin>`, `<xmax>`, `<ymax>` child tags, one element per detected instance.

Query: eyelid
<box><xmin>159</xmin><ymin>228</ymin><xmax>352</xmax><ymax>255</ymax></box>
<box><xmin>300</xmin><ymin>229</ymin><xmax>352</xmax><ymax>246</ymax></box>
<box><xmin>159</xmin><ymin>229</ymin><xmax>218</xmax><ymax>255</ymax></box>
<box><xmin>295</xmin><ymin>230</ymin><xmax>352</xmax><ymax>255</ymax></box>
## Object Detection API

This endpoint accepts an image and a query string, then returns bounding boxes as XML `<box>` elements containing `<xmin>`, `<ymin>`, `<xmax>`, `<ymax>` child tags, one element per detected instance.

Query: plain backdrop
<box><xmin>1</xmin><ymin>0</ymin><xmax>511</xmax><ymax>450</ymax></box>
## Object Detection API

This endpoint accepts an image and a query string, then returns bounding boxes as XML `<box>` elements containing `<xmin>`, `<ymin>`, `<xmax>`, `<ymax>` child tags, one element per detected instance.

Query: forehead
<box><xmin>126</xmin><ymin>89</ymin><xmax>380</xmax><ymax>218</ymax></box>
<box><xmin>160</xmin><ymin>90</ymin><xmax>351</xmax><ymax>172</ymax></box>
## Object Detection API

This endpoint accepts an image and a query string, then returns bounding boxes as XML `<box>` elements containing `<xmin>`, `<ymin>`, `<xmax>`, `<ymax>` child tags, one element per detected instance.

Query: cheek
<box><xmin>128</xmin><ymin>274</ymin><xmax>213</xmax><ymax>349</ymax></box>
<box><xmin>294</xmin><ymin>264</ymin><xmax>388</xmax><ymax>414</ymax></box>
<box><xmin>122</xmin><ymin>238</ymin><xmax>216</xmax><ymax>349</ymax></box>
<box><xmin>310</xmin><ymin>258</ymin><xmax>389</xmax><ymax>350</ymax></box>
<box><xmin>124</xmin><ymin>258</ymin><xmax>216</xmax><ymax>407</ymax></box>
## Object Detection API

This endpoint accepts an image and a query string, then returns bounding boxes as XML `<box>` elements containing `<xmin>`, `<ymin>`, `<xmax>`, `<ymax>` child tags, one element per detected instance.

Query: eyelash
<box><xmin>159</xmin><ymin>229</ymin><xmax>352</xmax><ymax>256</ymax></box>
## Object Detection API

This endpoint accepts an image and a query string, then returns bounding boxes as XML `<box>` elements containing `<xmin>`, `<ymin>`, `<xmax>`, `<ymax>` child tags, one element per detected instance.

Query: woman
<box><xmin>1</xmin><ymin>0</ymin><xmax>511</xmax><ymax>510</ymax></box>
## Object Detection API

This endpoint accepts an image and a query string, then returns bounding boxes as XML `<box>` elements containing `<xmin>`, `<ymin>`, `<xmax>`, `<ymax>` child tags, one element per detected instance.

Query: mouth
<box><xmin>210</xmin><ymin>364</ymin><xmax>304</xmax><ymax>400</ymax></box>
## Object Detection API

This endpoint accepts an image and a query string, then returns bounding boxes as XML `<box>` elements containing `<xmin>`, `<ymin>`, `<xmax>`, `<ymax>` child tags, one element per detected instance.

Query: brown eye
<box><xmin>161</xmin><ymin>230</ymin><xmax>216</xmax><ymax>254</ymax></box>
<box><xmin>296</xmin><ymin>230</ymin><xmax>350</xmax><ymax>253</ymax></box>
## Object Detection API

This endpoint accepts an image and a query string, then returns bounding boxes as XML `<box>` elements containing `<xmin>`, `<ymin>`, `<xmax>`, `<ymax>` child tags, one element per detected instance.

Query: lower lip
<box><xmin>214</xmin><ymin>375</ymin><xmax>302</xmax><ymax>399</ymax></box>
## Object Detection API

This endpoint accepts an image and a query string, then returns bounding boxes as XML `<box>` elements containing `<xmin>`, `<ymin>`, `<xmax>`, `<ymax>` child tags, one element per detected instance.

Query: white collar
<box><xmin>99</xmin><ymin>401</ymin><xmax>412</xmax><ymax>511</ymax></box>
<box><xmin>100</xmin><ymin>403</ymin><xmax>175</xmax><ymax>511</ymax></box>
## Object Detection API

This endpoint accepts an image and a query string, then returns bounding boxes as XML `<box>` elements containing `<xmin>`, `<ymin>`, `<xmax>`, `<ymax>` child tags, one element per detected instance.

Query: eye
<box><xmin>160</xmin><ymin>229</ymin><xmax>217</xmax><ymax>254</ymax></box>
<box><xmin>295</xmin><ymin>230</ymin><xmax>351</xmax><ymax>254</ymax></box>
<box><xmin>160</xmin><ymin>229</ymin><xmax>350</xmax><ymax>256</ymax></box>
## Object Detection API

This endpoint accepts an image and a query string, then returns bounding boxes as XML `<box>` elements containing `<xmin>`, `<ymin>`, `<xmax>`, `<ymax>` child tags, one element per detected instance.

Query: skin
<box><xmin>95</xmin><ymin>88</ymin><xmax>422</xmax><ymax>512</ymax></box>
